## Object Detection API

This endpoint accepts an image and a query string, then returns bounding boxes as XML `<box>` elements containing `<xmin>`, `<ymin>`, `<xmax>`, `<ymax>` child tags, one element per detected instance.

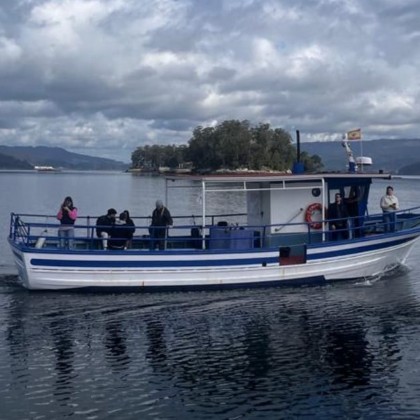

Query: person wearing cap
<box><xmin>380</xmin><ymin>186</ymin><xmax>399</xmax><ymax>232</ymax></box>
<box><xmin>149</xmin><ymin>200</ymin><xmax>173</xmax><ymax>250</ymax></box>
<box><xmin>96</xmin><ymin>208</ymin><xmax>117</xmax><ymax>249</ymax></box>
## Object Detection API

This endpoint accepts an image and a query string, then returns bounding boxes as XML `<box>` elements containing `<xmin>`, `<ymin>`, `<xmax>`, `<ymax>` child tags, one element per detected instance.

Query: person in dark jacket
<box><xmin>149</xmin><ymin>200</ymin><xmax>173</xmax><ymax>250</ymax></box>
<box><xmin>345</xmin><ymin>186</ymin><xmax>363</xmax><ymax>237</ymax></box>
<box><xmin>123</xmin><ymin>210</ymin><xmax>136</xmax><ymax>248</ymax></box>
<box><xmin>328</xmin><ymin>193</ymin><xmax>349</xmax><ymax>241</ymax></box>
<box><xmin>108</xmin><ymin>212</ymin><xmax>133</xmax><ymax>250</ymax></box>
<box><xmin>56</xmin><ymin>196</ymin><xmax>78</xmax><ymax>249</ymax></box>
<box><xmin>96</xmin><ymin>208</ymin><xmax>117</xmax><ymax>249</ymax></box>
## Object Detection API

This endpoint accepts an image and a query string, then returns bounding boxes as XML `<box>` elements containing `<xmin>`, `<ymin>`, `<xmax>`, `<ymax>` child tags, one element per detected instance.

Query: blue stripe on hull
<box><xmin>308</xmin><ymin>236</ymin><xmax>414</xmax><ymax>260</ymax></box>
<box><xmin>30</xmin><ymin>256</ymin><xmax>279</xmax><ymax>268</ymax></box>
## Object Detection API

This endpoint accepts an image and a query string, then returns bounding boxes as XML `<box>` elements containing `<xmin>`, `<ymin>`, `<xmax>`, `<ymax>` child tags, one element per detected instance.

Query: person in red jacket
<box><xmin>56</xmin><ymin>196</ymin><xmax>78</xmax><ymax>248</ymax></box>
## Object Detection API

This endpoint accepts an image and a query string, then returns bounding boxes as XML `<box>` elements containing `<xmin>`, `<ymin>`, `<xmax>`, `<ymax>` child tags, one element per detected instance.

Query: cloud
<box><xmin>1</xmin><ymin>0</ymin><xmax>420</xmax><ymax>162</ymax></box>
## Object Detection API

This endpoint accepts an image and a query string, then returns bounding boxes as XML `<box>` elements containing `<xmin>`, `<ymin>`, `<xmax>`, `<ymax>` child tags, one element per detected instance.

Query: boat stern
<box><xmin>8</xmin><ymin>239</ymin><xmax>32</xmax><ymax>289</ymax></box>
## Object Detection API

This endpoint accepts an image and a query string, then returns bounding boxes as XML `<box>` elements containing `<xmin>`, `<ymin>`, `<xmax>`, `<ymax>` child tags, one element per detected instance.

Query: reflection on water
<box><xmin>146</xmin><ymin>319</ymin><xmax>167</xmax><ymax>368</ymax></box>
<box><xmin>105</xmin><ymin>320</ymin><xmax>130</xmax><ymax>372</ymax></box>
<box><xmin>324</xmin><ymin>318</ymin><xmax>373</xmax><ymax>388</ymax></box>
<box><xmin>49</xmin><ymin>313</ymin><xmax>75</xmax><ymax>402</ymax></box>
<box><xmin>2</xmin><ymin>272</ymin><xmax>420</xmax><ymax>418</ymax></box>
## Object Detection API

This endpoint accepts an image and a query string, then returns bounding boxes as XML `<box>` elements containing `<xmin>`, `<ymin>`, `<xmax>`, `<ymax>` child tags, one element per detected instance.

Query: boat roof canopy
<box><xmin>165</xmin><ymin>172</ymin><xmax>392</xmax><ymax>185</ymax></box>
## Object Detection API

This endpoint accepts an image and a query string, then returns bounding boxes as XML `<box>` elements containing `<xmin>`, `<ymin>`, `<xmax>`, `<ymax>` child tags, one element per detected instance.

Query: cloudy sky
<box><xmin>1</xmin><ymin>0</ymin><xmax>419</xmax><ymax>163</ymax></box>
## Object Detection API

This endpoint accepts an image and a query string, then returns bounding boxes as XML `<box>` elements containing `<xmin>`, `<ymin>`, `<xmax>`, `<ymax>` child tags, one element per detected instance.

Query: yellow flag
<box><xmin>347</xmin><ymin>128</ymin><xmax>362</xmax><ymax>140</ymax></box>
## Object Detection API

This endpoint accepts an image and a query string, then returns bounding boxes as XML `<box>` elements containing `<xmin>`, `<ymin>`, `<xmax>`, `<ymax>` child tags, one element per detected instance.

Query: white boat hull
<box><xmin>9</xmin><ymin>232</ymin><xmax>419</xmax><ymax>290</ymax></box>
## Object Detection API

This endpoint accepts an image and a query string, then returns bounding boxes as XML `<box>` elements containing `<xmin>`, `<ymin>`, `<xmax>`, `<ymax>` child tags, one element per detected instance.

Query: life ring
<box><xmin>305</xmin><ymin>203</ymin><xmax>324</xmax><ymax>229</ymax></box>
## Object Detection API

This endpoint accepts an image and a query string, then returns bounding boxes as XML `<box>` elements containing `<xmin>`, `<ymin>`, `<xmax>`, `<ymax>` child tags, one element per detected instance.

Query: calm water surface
<box><xmin>1</xmin><ymin>172</ymin><xmax>420</xmax><ymax>419</ymax></box>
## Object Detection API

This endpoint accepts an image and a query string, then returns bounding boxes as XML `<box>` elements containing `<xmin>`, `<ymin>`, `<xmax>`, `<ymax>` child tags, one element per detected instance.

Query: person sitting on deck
<box><xmin>96</xmin><ymin>208</ymin><xmax>117</xmax><ymax>249</ymax></box>
<box><xmin>122</xmin><ymin>210</ymin><xmax>136</xmax><ymax>248</ymax></box>
<box><xmin>328</xmin><ymin>193</ymin><xmax>349</xmax><ymax>241</ymax></box>
<box><xmin>108</xmin><ymin>212</ymin><xmax>133</xmax><ymax>250</ymax></box>
<box><xmin>149</xmin><ymin>200</ymin><xmax>173</xmax><ymax>250</ymax></box>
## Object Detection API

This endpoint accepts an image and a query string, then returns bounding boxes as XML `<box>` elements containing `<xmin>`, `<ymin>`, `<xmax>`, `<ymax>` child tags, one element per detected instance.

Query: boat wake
<box><xmin>355</xmin><ymin>263</ymin><xmax>410</xmax><ymax>287</ymax></box>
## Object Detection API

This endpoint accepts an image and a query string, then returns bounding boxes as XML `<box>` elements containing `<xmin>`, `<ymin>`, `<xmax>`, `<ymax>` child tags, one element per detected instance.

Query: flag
<box><xmin>347</xmin><ymin>128</ymin><xmax>362</xmax><ymax>140</ymax></box>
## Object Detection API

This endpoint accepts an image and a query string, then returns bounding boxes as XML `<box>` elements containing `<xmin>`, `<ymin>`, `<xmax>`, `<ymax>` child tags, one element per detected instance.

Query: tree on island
<box><xmin>131</xmin><ymin>144</ymin><xmax>188</xmax><ymax>171</ymax></box>
<box><xmin>131</xmin><ymin>120</ymin><xmax>323</xmax><ymax>173</ymax></box>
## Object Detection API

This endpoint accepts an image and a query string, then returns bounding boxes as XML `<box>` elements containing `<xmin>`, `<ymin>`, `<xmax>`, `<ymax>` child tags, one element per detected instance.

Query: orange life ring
<box><xmin>305</xmin><ymin>203</ymin><xmax>324</xmax><ymax>229</ymax></box>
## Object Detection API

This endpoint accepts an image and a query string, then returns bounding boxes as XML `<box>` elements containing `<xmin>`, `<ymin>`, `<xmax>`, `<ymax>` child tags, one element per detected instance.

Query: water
<box><xmin>1</xmin><ymin>172</ymin><xmax>420</xmax><ymax>419</ymax></box>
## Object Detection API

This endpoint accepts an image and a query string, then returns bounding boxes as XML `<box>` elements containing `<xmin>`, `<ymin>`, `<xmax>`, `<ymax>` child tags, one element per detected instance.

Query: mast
<box><xmin>292</xmin><ymin>129</ymin><xmax>304</xmax><ymax>174</ymax></box>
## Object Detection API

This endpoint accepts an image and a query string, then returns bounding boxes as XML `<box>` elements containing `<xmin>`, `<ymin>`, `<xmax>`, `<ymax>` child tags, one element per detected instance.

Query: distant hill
<box><xmin>0</xmin><ymin>146</ymin><xmax>128</xmax><ymax>170</ymax></box>
<box><xmin>3</xmin><ymin>139</ymin><xmax>419</xmax><ymax>173</ymax></box>
<box><xmin>0</xmin><ymin>152</ymin><xmax>33</xmax><ymax>169</ymax></box>
<box><xmin>398</xmin><ymin>162</ymin><xmax>420</xmax><ymax>175</ymax></box>
<box><xmin>300</xmin><ymin>138</ymin><xmax>420</xmax><ymax>174</ymax></box>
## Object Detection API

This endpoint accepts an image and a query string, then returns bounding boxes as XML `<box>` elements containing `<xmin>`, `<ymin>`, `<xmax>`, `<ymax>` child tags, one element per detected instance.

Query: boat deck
<box><xmin>9</xmin><ymin>208</ymin><xmax>420</xmax><ymax>255</ymax></box>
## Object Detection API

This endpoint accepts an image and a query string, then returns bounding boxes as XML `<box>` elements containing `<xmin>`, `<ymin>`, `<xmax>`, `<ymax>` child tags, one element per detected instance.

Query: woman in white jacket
<box><xmin>380</xmin><ymin>186</ymin><xmax>399</xmax><ymax>232</ymax></box>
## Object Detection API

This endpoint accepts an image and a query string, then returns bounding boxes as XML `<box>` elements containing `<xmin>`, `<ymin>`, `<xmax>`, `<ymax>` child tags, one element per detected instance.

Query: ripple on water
<box><xmin>2</xmin><ymin>272</ymin><xmax>420</xmax><ymax>417</ymax></box>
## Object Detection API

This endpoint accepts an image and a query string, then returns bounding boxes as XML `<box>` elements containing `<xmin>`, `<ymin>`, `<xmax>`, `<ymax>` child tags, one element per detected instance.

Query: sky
<box><xmin>1</xmin><ymin>0</ymin><xmax>419</xmax><ymax>163</ymax></box>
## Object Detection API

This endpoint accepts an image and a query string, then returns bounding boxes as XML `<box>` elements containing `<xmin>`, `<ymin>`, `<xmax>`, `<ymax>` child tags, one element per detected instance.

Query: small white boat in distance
<box><xmin>34</xmin><ymin>165</ymin><xmax>59</xmax><ymax>172</ymax></box>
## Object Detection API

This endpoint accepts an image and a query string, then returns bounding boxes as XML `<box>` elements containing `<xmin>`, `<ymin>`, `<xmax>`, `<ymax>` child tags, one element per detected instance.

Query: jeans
<box><xmin>383</xmin><ymin>211</ymin><xmax>396</xmax><ymax>232</ymax></box>
<box><xmin>58</xmin><ymin>226</ymin><xmax>74</xmax><ymax>249</ymax></box>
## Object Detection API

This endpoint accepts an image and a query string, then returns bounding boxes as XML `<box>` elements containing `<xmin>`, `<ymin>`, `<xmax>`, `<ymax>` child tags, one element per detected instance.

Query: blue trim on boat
<box><xmin>307</xmin><ymin>235</ymin><xmax>416</xmax><ymax>260</ymax></box>
<box><xmin>30</xmin><ymin>256</ymin><xmax>279</xmax><ymax>268</ymax></box>
<box><xmin>15</xmin><ymin>243</ymin><xmax>275</xmax><ymax>256</ymax></box>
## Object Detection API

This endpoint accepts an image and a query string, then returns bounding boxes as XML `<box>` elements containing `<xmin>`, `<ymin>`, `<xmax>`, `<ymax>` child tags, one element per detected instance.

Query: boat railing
<box><xmin>9</xmin><ymin>207</ymin><xmax>420</xmax><ymax>251</ymax></box>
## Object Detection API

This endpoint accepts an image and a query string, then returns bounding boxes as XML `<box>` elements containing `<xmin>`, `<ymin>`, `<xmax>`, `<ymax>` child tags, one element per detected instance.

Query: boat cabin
<box><xmin>162</xmin><ymin>172</ymin><xmax>376</xmax><ymax>251</ymax></box>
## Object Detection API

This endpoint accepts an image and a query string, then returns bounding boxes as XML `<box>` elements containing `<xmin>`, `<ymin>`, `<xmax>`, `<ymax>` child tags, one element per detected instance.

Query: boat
<box><xmin>8</xmin><ymin>140</ymin><xmax>420</xmax><ymax>291</ymax></box>
<box><xmin>34</xmin><ymin>165</ymin><xmax>60</xmax><ymax>172</ymax></box>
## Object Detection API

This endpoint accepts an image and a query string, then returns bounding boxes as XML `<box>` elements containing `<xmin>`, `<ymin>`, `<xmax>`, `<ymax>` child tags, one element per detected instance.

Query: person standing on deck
<box><xmin>56</xmin><ymin>196</ymin><xmax>78</xmax><ymax>249</ymax></box>
<box><xmin>345</xmin><ymin>186</ymin><xmax>363</xmax><ymax>238</ymax></box>
<box><xmin>380</xmin><ymin>186</ymin><xmax>399</xmax><ymax>232</ymax></box>
<box><xmin>328</xmin><ymin>193</ymin><xmax>349</xmax><ymax>241</ymax></box>
<box><xmin>149</xmin><ymin>200</ymin><xmax>173</xmax><ymax>250</ymax></box>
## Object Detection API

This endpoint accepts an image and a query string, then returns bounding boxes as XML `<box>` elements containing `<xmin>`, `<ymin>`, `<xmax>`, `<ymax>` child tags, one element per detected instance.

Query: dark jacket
<box><xmin>96</xmin><ymin>215</ymin><xmax>114</xmax><ymax>237</ymax></box>
<box><xmin>151</xmin><ymin>207</ymin><xmax>173</xmax><ymax>227</ymax></box>
<box><xmin>125</xmin><ymin>218</ymin><xmax>136</xmax><ymax>239</ymax></box>
<box><xmin>108</xmin><ymin>222</ymin><xmax>132</xmax><ymax>249</ymax></box>
<box><xmin>328</xmin><ymin>202</ymin><xmax>349</xmax><ymax>228</ymax></box>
